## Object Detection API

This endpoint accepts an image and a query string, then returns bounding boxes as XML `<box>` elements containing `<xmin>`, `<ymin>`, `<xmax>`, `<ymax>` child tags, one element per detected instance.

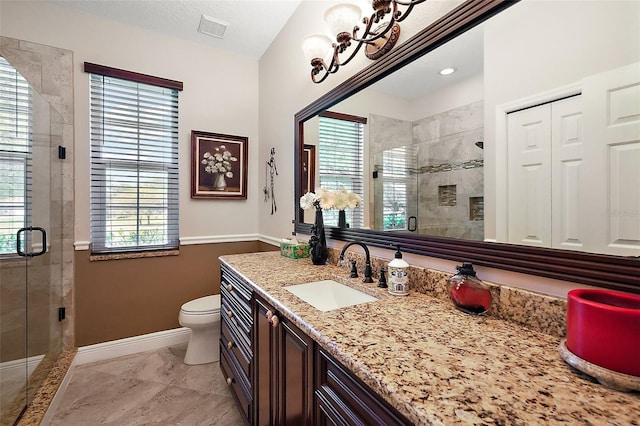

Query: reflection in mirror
<box><xmin>301</xmin><ymin>0</ymin><xmax>640</xmax><ymax>258</ymax></box>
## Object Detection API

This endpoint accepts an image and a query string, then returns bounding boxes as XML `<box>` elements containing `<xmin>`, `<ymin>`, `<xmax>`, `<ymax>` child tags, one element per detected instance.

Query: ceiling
<box><xmin>370</xmin><ymin>23</ymin><xmax>483</xmax><ymax>100</ymax></box>
<box><xmin>45</xmin><ymin>0</ymin><xmax>302</xmax><ymax>59</ymax></box>
<box><xmin>44</xmin><ymin>0</ymin><xmax>483</xmax><ymax>98</ymax></box>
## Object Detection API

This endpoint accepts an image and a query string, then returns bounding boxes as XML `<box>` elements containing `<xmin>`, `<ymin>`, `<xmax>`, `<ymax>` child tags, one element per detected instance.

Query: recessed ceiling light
<box><xmin>439</xmin><ymin>67</ymin><xmax>456</xmax><ymax>75</ymax></box>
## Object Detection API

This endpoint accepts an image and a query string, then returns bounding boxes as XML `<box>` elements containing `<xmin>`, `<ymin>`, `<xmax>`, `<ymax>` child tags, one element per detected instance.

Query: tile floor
<box><xmin>48</xmin><ymin>344</ymin><xmax>244</xmax><ymax>425</ymax></box>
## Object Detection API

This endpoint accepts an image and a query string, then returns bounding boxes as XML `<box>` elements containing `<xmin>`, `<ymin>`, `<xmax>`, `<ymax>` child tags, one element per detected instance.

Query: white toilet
<box><xmin>178</xmin><ymin>295</ymin><xmax>221</xmax><ymax>365</ymax></box>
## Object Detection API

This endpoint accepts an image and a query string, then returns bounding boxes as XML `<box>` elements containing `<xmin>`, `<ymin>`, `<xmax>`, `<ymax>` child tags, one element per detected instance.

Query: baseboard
<box><xmin>75</xmin><ymin>327</ymin><xmax>191</xmax><ymax>365</ymax></box>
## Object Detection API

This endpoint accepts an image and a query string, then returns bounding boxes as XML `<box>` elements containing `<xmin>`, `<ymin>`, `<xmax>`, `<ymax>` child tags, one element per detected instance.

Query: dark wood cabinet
<box><xmin>315</xmin><ymin>348</ymin><xmax>411</xmax><ymax>426</ymax></box>
<box><xmin>219</xmin><ymin>265</ymin><xmax>254</xmax><ymax>425</ymax></box>
<box><xmin>220</xmin><ymin>263</ymin><xmax>410</xmax><ymax>426</ymax></box>
<box><xmin>253</xmin><ymin>294</ymin><xmax>314</xmax><ymax>426</ymax></box>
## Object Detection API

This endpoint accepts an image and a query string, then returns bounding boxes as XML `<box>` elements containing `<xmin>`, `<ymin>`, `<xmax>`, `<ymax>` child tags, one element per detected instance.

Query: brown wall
<box><xmin>74</xmin><ymin>241</ymin><xmax>278</xmax><ymax>346</ymax></box>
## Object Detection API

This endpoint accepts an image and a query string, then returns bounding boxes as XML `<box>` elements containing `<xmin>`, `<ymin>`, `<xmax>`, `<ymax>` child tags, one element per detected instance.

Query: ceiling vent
<box><xmin>198</xmin><ymin>15</ymin><xmax>229</xmax><ymax>39</ymax></box>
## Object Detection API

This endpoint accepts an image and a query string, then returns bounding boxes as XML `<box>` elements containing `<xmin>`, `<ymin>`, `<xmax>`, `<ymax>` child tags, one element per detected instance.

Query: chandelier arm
<box><xmin>311</xmin><ymin>68</ymin><xmax>332</xmax><ymax>84</ymax></box>
<box><xmin>333</xmin><ymin>39</ymin><xmax>366</xmax><ymax>67</ymax></box>
<box><xmin>311</xmin><ymin>56</ymin><xmax>339</xmax><ymax>84</ymax></box>
<box><xmin>394</xmin><ymin>3</ymin><xmax>416</xmax><ymax>22</ymax></box>
<box><xmin>391</xmin><ymin>0</ymin><xmax>427</xmax><ymax>23</ymax></box>
<box><xmin>350</xmin><ymin>16</ymin><xmax>395</xmax><ymax>43</ymax></box>
<box><xmin>392</xmin><ymin>0</ymin><xmax>427</xmax><ymax>7</ymax></box>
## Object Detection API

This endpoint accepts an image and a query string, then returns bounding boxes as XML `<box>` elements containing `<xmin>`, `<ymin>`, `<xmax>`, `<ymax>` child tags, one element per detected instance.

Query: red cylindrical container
<box><xmin>566</xmin><ymin>289</ymin><xmax>640</xmax><ymax>377</ymax></box>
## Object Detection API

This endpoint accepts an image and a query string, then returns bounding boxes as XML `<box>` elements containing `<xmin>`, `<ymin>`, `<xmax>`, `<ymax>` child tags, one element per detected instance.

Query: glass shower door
<box><xmin>0</xmin><ymin>55</ymin><xmax>63</xmax><ymax>426</ymax></box>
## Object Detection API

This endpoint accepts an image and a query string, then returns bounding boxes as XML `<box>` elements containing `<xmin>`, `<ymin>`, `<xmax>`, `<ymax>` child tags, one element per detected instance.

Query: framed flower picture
<box><xmin>191</xmin><ymin>130</ymin><xmax>248</xmax><ymax>199</ymax></box>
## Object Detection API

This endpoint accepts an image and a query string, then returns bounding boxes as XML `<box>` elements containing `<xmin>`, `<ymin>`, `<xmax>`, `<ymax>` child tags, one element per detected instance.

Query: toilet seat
<box><xmin>180</xmin><ymin>295</ymin><xmax>220</xmax><ymax>315</ymax></box>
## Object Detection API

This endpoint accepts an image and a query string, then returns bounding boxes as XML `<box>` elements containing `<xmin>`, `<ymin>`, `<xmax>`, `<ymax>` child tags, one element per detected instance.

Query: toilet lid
<box><xmin>180</xmin><ymin>295</ymin><xmax>220</xmax><ymax>315</ymax></box>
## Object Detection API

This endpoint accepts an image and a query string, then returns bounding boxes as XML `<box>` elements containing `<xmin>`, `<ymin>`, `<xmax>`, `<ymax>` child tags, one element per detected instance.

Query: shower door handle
<box><xmin>16</xmin><ymin>226</ymin><xmax>47</xmax><ymax>257</ymax></box>
<box><xmin>408</xmin><ymin>216</ymin><xmax>417</xmax><ymax>232</ymax></box>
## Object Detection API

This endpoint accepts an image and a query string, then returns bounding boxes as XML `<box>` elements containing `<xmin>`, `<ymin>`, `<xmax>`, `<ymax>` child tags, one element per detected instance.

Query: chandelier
<box><xmin>302</xmin><ymin>0</ymin><xmax>427</xmax><ymax>83</ymax></box>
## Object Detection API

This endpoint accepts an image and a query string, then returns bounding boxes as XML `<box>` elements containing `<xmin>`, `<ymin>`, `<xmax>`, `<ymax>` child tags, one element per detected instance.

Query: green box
<box><xmin>280</xmin><ymin>241</ymin><xmax>310</xmax><ymax>259</ymax></box>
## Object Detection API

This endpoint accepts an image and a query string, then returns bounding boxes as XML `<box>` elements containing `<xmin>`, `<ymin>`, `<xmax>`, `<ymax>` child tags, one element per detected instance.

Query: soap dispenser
<box><xmin>449</xmin><ymin>263</ymin><xmax>491</xmax><ymax>315</ymax></box>
<box><xmin>388</xmin><ymin>245</ymin><xmax>409</xmax><ymax>296</ymax></box>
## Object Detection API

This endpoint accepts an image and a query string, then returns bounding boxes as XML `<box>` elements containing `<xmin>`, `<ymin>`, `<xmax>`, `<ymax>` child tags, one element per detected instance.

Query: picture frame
<box><xmin>191</xmin><ymin>130</ymin><xmax>248</xmax><ymax>199</ymax></box>
<box><xmin>302</xmin><ymin>144</ymin><xmax>316</xmax><ymax>194</ymax></box>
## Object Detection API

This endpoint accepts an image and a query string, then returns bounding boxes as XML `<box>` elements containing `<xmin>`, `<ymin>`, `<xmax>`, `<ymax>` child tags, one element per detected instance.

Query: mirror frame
<box><xmin>294</xmin><ymin>0</ymin><xmax>640</xmax><ymax>294</ymax></box>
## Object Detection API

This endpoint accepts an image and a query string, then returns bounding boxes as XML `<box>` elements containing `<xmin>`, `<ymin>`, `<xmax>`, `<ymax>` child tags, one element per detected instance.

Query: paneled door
<box><xmin>507</xmin><ymin>95</ymin><xmax>583</xmax><ymax>249</ymax></box>
<box><xmin>582</xmin><ymin>61</ymin><xmax>640</xmax><ymax>257</ymax></box>
<box><xmin>507</xmin><ymin>103</ymin><xmax>553</xmax><ymax>247</ymax></box>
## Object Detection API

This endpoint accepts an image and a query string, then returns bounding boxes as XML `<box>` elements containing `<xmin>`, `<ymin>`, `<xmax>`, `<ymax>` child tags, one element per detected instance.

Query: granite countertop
<box><xmin>220</xmin><ymin>251</ymin><xmax>640</xmax><ymax>425</ymax></box>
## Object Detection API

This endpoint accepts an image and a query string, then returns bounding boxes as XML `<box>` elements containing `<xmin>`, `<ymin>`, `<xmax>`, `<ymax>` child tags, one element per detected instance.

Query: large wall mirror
<box><xmin>295</xmin><ymin>0</ymin><xmax>640</xmax><ymax>293</ymax></box>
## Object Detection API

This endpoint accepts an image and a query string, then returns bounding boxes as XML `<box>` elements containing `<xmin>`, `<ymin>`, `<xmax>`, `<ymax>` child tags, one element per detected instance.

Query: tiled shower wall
<box><xmin>413</xmin><ymin>100</ymin><xmax>484</xmax><ymax>240</ymax></box>
<box><xmin>369</xmin><ymin>101</ymin><xmax>484</xmax><ymax>240</ymax></box>
<box><xmin>0</xmin><ymin>37</ymin><xmax>75</xmax><ymax>351</ymax></box>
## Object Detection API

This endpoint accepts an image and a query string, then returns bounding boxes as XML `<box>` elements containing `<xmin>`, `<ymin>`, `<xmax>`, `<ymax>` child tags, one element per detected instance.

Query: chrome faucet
<box><xmin>339</xmin><ymin>242</ymin><xmax>373</xmax><ymax>283</ymax></box>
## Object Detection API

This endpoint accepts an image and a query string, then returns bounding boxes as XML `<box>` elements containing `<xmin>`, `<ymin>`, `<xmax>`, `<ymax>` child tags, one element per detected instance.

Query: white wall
<box><xmin>1</xmin><ymin>0</ymin><xmax>261</xmax><ymax>244</ymax></box>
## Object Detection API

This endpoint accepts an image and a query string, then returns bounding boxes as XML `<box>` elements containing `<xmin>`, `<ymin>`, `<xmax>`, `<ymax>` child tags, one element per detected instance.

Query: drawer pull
<box><xmin>227</xmin><ymin>284</ymin><xmax>233</xmax><ymax>292</ymax></box>
<box><xmin>227</xmin><ymin>340</ymin><xmax>234</xmax><ymax>349</ymax></box>
<box><xmin>271</xmin><ymin>315</ymin><xmax>280</xmax><ymax>328</ymax></box>
<box><xmin>226</xmin><ymin>377</ymin><xmax>233</xmax><ymax>386</ymax></box>
<box><xmin>227</xmin><ymin>310</ymin><xmax>233</xmax><ymax>318</ymax></box>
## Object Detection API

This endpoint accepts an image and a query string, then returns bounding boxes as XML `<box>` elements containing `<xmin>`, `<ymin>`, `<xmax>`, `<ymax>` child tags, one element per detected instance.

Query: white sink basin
<box><xmin>284</xmin><ymin>280</ymin><xmax>377</xmax><ymax>312</ymax></box>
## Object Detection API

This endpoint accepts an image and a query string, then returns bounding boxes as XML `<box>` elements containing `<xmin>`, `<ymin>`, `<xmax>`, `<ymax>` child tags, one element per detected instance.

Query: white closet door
<box><xmin>582</xmin><ymin>62</ymin><xmax>640</xmax><ymax>256</ymax></box>
<box><xmin>507</xmin><ymin>104</ymin><xmax>552</xmax><ymax>246</ymax></box>
<box><xmin>551</xmin><ymin>95</ymin><xmax>584</xmax><ymax>251</ymax></box>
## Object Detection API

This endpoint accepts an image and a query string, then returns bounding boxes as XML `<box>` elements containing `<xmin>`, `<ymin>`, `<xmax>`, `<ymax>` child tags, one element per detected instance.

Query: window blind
<box><xmin>0</xmin><ymin>56</ymin><xmax>31</xmax><ymax>255</ymax></box>
<box><xmin>382</xmin><ymin>147</ymin><xmax>411</xmax><ymax>230</ymax></box>
<box><xmin>318</xmin><ymin>115</ymin><xmax>364</xmax><ymax>228</ymax></box>
<box><xmin>89</xmin><ymin>71</ymin><xmax>179</xmax><ymax>253</ymax></box>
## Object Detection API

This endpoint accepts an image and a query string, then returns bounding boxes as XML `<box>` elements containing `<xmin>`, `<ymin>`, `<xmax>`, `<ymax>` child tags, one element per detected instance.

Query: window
<box><xmin>318</xmin><ymin>112</ymin><xmax>365</xmax><ymax>228</ymax></box>
<box><xmin>0</xmin><ymin>56</ymin><xmax>31</xmax><ymax>255</ymax></box>
<box><xmin>382</xmin><ymin>147</ymin><xmax>411</xmax><ymax>230</ymax></box>
<box><xmin>86</xmin><ymin>63</ymin><xmax>183</xmax><ymax>254</ymax></box>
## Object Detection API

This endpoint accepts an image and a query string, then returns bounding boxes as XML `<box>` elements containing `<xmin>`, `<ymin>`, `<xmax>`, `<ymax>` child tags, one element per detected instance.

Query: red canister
<box><xmin>566</xmin><ymin>289</ymin><xmax>640</xmax><ymax>377</ymax></box>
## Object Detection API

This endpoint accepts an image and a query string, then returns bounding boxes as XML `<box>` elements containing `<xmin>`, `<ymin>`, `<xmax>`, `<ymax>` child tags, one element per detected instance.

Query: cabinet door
<box><xmin>253</xmin><ymin>294</ymin><xmax>315</xmax><ymax>426</ymax></box>
<box><xmin>277</xmin><ymin>318</ymin><xmax>314</xmax><ymax>425</ymax></box>
<box><xmin>253</xmin><ymin>296</ymin><xmax>277</xmax><ymax>426</ymax></box>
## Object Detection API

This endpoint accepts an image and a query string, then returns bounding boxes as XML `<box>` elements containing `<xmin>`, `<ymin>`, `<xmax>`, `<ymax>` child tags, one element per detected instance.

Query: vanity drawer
<box><xmin>221</xmin><ymin>283</ymin><xmax>252</xmax><ymax>328</ymax></box>
<box><xmin>221</xmin><ymin>265</ymin><xmax>253</xmax><ymax>307</ymax></box>
<box><xmin>221</xmin><ymin>300</ymin><xmax>252</xmax><ymax>352</ymax></box>
<box><xmin>315</xmin><ymin>348</ymin><xmax>410</xmax><ymax>426</ymax></box>
<box><xmin>221</xmin><ymin>317</ymin><xmax>251</xmax><ymax>378</ymax></box>
<box><xmin>220</xmin><ymin>342</ymin><xmax>252</xmax><ymax>425</ymax></box>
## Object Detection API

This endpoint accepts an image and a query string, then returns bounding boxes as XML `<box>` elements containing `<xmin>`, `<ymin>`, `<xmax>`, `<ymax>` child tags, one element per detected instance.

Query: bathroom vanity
<box><xmin>218</xmin><ymin>251</ymin><xmax>640</xmax><ymax>425</ymax></box>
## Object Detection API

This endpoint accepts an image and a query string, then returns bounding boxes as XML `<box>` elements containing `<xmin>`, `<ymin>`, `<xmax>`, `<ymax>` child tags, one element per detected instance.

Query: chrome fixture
<box><xmin>302</xmin><ymin>0</ymin><xmax>427</xmax><ymax>83</ymax></box>
<box><xmin>339</xmin><ymin>241</ymin><xmax>374</xmax><ymax>283</ymax></box>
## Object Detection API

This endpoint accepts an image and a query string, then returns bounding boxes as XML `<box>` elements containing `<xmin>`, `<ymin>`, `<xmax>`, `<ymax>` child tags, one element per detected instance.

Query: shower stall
<box><xmin>370</xmin><ymin>101</ymin><xmax>485</xmax><ymax>241</ymax></box>
<box><xmin>0</xmin><ymin>38</ymin><xmax>74</xmax><ymax>426</ymax></box>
